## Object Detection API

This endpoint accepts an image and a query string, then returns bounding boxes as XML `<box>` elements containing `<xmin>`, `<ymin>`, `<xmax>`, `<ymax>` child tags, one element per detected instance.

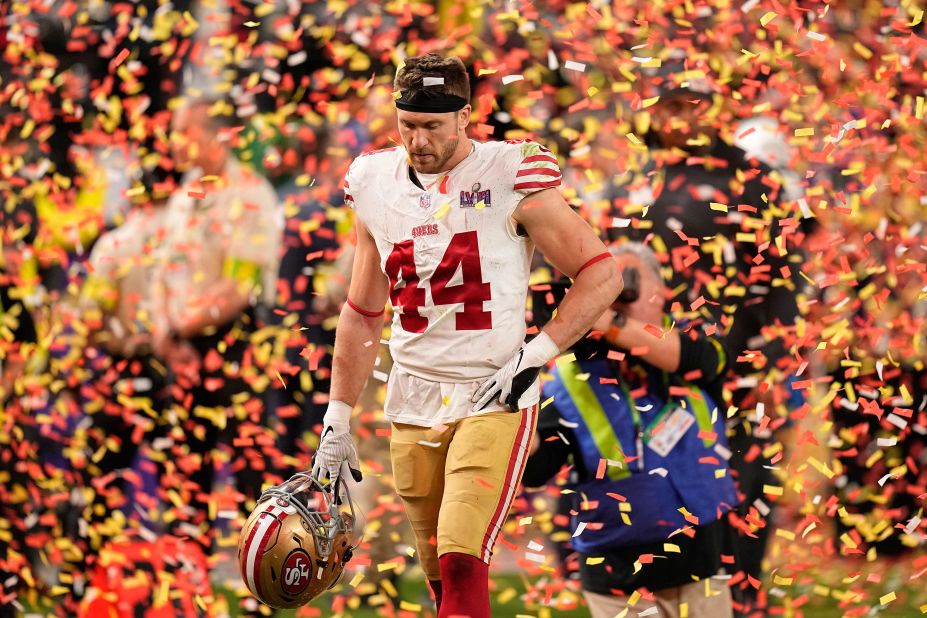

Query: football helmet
<box><xmin>238</xmin><ymin>472</ymin><xmax>356</xmax><ymax>608</ymax></box>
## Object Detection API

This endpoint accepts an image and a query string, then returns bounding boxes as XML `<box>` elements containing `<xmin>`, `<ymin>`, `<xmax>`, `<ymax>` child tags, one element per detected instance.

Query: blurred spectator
<box><xmin>154</xmin><ymin>96</ymin><xmax>282</xmax><ymax>551</ymax></box>
<box><xmin>608</xmin><ymin>66</ymin><xmax>802</xmax><ymax>614</ymax></box>
<box><xmin>0</xmin><ymin>116</ymin><xmax>41</xmax><ymax>618</ymax></box>
<box><xmin>524</xmin><ymin>243</ymin><xmax>736</xmax><ymax>618</ymax></box>
<box><xmin>77</xmin><ymin>168</ymin><xmax>178</xmax><ymax>565</ymax></box>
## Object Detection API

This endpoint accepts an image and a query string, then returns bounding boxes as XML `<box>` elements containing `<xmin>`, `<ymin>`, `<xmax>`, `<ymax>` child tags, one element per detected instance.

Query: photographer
<box><xmin>524</xmin><ymin>243</ymin><xmax>737</xmax><ymax>618</ymax></box>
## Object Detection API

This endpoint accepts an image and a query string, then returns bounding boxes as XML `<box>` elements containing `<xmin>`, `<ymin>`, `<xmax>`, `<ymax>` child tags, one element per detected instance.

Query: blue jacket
<box><xmin>544</xmin><ymin>358</ymin><xmax>738</xmax><ymax>553</ymax></box>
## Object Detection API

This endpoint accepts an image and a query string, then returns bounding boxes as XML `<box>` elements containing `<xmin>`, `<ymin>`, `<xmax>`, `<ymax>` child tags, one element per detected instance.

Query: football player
<box><xmin>313</xmin><ymin>53</ymin><xmax>621</xmax><ymax>618</ymax></box>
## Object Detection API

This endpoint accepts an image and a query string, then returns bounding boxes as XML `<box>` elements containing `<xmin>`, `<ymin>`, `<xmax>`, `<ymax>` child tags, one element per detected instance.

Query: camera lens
<box><xmin>617</xmin><ymin>267</ymin><xmax>640</xmax><ymax>304</ymax></box>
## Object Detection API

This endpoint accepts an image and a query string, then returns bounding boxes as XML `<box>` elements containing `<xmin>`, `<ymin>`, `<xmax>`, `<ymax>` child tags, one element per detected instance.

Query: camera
<box><xmin>529</xmin><ymin>266</ymin><xmax>641</xmax><ymax>335</ymax></box>
<box><xmin>616</xmin><ymin>266</ymin><xmax>640</xmax><ymax>305</ymax></box>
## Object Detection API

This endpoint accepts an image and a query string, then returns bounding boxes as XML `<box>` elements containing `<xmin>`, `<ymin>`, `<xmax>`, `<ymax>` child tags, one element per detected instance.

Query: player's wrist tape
<box><xmin>525</xmin><ymin>331</ymin><xmax>561</xmax><ymax>367</ymax></box>
<box><xmin>346</xmin><ymin>297</ymin><xmax>385</xmax><ymax>318</ymax></box>
<box><xmin>323</xmin><ymin>400</ymin><xmax>353</xmax><ymax>434</ymax></box>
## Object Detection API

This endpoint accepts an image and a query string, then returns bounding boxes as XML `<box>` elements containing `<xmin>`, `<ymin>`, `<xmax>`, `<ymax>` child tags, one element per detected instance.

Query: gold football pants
<box><xmin>389</xmin><ymin>405</ymin><xmax>539</xmax><ymax>580</ymax></box>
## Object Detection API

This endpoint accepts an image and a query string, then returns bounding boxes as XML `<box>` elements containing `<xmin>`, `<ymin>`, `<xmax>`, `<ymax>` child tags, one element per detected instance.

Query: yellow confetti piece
<box><xmin>808</xmin><ymin>456</ymin><xmax>836</xmax><ymax>479</ymax></box>
<box><xmin>794</xmin><ymin>127</ymin><xmax>815</xmax><ymax>137</ymax></box>
<box><xmin>853</xmin><ymin>42</ymin><xmax>873</xmax><ymax>59</ymax></box>
<box><xmin>400</xmin><ymin>601</ymin><xmax>422</xmax><ymax>612</ymax></box>
<box><xmin>841</xmin><ymin>533</ymin><xmax>858</xmax><ymax>549</ymax></box>
<box><xmin>680</xmin><ymin>602</ymin><xmax>689</xmax><ymax>618</ymax></box>
<box><xmin>642</xmin><ymin>96</ymin><xmax>660</xmax><ymax>108</ymax></box>
<box><xmin>519</xmin><ymin>516</ymin><xmax>533</xmax><ymax>525</ymax></box>
<box><xmin>763</xmin><ymin>484</ymin><xmax>783</xmax><ymax>496</ymax></box>
<box><xmin>760</xmin><ymin>11</ymin><xmax>777</xmax><ymax>26</ymax></box>
<box><xmin>377</xmin><ymin>561</ymin><xmax>400</xmax><ymax>572</ymax></box>
<box><xmin>541</xmin><ymin>396</ymin><xmax>555</xmax><ymax>409</ymax></box>
<box><xmin>497</xmin><ymin>587</ymin><xmax>518</xmax><ymax>604</ymax></box>
<box><xmin>773</xmin><ymin>575</ymin><xmax>794</xmax><ymax>585</ymax></box>
<box><xmin>709</xmin><ymin>202</ymin><xmax>728</xmax><ymax>212</ymax></box>
<box><xmin>478</xmin><ymin>68</ymin><xmax>498</xmax><ymax>76</ymax></box>
<box><xmin>664</xmin><ymin>543</ymin><xmax>680</xmax><ymax>553</ymax></box>
<box><xmin>880</xmin><ymin>592</ymin><xmax>896</xmax><ymax>605</ymax></box>
<box><xmin>626</xmin><ymin>133</ymin><xmax>642</xmax><ymax>145</ymax></box>
<box><xmin>628</xmin><ymin>590</ymin><xmax>642</xmax><ymax>606</ymax></box>
<box><xmin>349</xmin><ymin>572</ymin><xmax>364</xmax><ymax>587</ymax></box>
<box><xmin>433</xmin><ymin>202</ymin><xmax>451</xmax><ymax>220</ymax></box>
<box><xmin>381</xmin><ymin>578</ymin><xmax>398</xmax><ymax>597</ymax></box>
<box><xmin>556</xmin><ymin>352</ymin><xmax>577</xmax><ymax>366</ymax></box>
<box><xmin>586</xmin><ymin>556</ymin><xmax>605</xmax><ymax>565</ymax></box>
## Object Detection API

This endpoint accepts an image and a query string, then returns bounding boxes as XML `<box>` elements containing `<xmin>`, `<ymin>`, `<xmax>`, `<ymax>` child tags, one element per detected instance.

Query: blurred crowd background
<box><xmin>1</xmin><ymin>0</ymin><xmax>926</xmax><ymax>616</ymax></box>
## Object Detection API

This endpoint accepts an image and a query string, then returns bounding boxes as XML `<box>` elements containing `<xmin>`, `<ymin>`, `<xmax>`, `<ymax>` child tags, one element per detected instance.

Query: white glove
<box><xmin>312</xmin><ymin>401</ymin><xmax>363</xmax><ymax>485</ymax></box>
<box><xmin>471</xmin><ymin>332</ymin><xmax>560</xmax><ymax>412</ymax></box>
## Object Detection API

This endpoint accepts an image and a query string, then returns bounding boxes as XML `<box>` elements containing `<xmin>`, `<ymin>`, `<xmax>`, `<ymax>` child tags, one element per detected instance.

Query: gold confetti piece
<box><xmin>709</xmin><ymin>202</ymin><xmax>728</xmax><ymax>212</ymax></box>
<box><xmin>497</xmin><ymin>587</ymin><xmax>518</xmax><ymax>604</ymax></box>
<box><xmin>808</xmin><ymin>456</ymin><xmax>836</xmax><ymax>479</ymax></box>
<box><xmin>381</xmin><ymin>578</ymin><xmax>398</xmax><ymax>597</ymax></box>
<box><xmin>626</xmin><ymin>133</ymin><xmax>642</xmax><ymax>145</ymax></box>
<box><xmin>853</xmin><ymin>42</ymin><xmax>873</xmax><ymax>59</ymax></box>
<box><xmin>400</xmin><ymin>601</ymin><xmax>422</xmax><ymax>612</ymax></box>
<box><xmin>586</xmin><ymin>556</ymin><xmax>605</xmax><ymax>565</ymax></box>
<box><xmin>880</xmin><ymin>592</ymin><xmax>896</xmax><ymax>605</ymax></box>
<box><xmin>794</xmin><ymin>127</ymin><xmax>815</xmax><ymax>137</ymax></box>
<box><xmin>519</xmin><ymin>516</ymin><xmax>533</xmax><ymax>525</ymax></box>
<box><xmin>763</xmin><ymin>484</ymin><xmax>783</xmax><ymax>496</ymax></box>
<box><xmin>664</xmin><ymin>543</ymin><xmax>680</xmax><ymax>553</ymax></box>
<box><xmin>760</xmin><ymin>12</ymin><xmax>777</xmax><ymax>26</ymax></box>
<box><xmin>433</xmin><ymin>202</ymin><xmax>451</xmax><ymax>220</ymax></box>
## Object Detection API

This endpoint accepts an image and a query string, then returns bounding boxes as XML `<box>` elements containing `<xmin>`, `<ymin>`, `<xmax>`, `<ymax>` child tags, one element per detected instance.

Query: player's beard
<box><xmin>411</xmin><ymin>134</ymin><xmax>459</xmax><ymax>174</ymax></box>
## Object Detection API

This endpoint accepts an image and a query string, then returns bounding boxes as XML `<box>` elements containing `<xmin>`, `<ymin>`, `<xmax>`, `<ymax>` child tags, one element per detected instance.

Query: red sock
<box><xmin>428</xmin><ymin>579</ymin><xmax>443</xmax><ymax>612</ymax></box>
<box><xmin>437</xmin><ymin>553</ymin><xmax>490</xmax><ymax>618</ymax></box>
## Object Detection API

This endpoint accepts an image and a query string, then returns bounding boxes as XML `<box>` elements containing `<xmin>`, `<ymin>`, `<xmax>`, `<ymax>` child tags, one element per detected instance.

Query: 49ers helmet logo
<box><xmin>281</xmin><ymin>548</ymin><xmax>312</xmax><ymax>596</ymax></box>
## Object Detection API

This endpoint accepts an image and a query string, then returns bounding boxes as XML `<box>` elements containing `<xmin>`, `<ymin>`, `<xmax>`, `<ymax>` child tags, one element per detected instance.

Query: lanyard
<box><xmin>617</xmin><ymin>369</ymin><xmax>680</xmax><ymax>472</ymax></box>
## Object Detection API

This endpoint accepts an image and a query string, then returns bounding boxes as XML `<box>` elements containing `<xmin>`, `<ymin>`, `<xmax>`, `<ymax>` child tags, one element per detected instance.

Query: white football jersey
<box><xmin>345</xmin><ymin>139</ymin><xmax>561</xmax><ymax>418</ymax></box>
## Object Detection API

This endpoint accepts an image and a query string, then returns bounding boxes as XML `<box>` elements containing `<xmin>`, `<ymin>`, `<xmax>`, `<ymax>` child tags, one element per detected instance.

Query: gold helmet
<box><xmin>238</xmin><ymin>472</ymin><xmax>356</xmax><ymax>609</ymax></box>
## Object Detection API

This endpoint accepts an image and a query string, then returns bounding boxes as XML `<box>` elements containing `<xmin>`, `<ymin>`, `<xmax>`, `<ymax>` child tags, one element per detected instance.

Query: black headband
<box><xmin>395</xmin><ymin>90</ymin><xmax>468</xmax><ymax>113</ymax></box>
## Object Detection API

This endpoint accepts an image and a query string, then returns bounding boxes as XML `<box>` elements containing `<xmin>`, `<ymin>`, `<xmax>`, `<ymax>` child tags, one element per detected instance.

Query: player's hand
<box><xmin>311</xmin><ymin>401</ymin><xmax>363</xmax><ymax>485</ymax></box>
<box><xmin>472</xmin><ymin>332</ymin><xmax>560</xmax><ymax>412</ymax></box>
